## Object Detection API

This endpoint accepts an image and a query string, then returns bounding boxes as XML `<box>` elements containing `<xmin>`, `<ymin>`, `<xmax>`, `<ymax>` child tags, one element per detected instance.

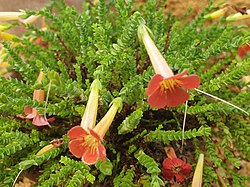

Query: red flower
<box><xmin>138</xmin><ymin>24</ymin><xmax>200</xmax><ymax>108</ymax></box>
<box><xmin>146</xmin><ymin>70</ymin><xmax>200</xmax><ymax>108</ymax></box>
<box><xmin>68</xmin><ymin>126</ymin><xmax>106</xmax><ymax>165</ymax></box>
<box><xmin>238</xmin><ymin>43</ymin><xmax>250</xmax><ymax>58</ymax></box>
<box><xmin>18</xmin><ymin>88</ymin><xmax>55</xmax><ymax>127</ymax></box>
<box><xmin>18</xmin><ymin>106</ymin><xmax>55</xmax><ymax>127</ymax></box>
<box><xmin>162</xmin><ymin>158</ymin><xmax>192</xmax><ymax>182</ymax></box>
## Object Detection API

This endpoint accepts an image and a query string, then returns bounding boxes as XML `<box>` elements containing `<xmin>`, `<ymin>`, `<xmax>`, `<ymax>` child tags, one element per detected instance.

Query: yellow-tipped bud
<box><xmin>0</xmin><ymin>23</ymin><xmax>12</xmax><ymax>31</ymax></box>
<box><xmin>192</xmin><ymin>154</ymin><xmax>204</xmax><ymax>187</ymax></box>
<box><xmin>204</xmin><ymin>7</ymin><xmax>228</xmax><ymax>20</ymax></box>
<box><xmin>226</xmin><ymin>9</ymin><xmax>250</xmax><ymax>22</ymax></box>
<box><xmin>0</xmin><ymin>32</ymin><xmax>19</xmax><ymax>41</ymax></box>
<box><xmin>36</xmin><ymin>144</ymin><xmax>54</xmax><ymax>156</ymax></box>
<box><xmin>94</xmin><ymin>97</ymin><xmax>123</xmax><ymax>138</ymax></box>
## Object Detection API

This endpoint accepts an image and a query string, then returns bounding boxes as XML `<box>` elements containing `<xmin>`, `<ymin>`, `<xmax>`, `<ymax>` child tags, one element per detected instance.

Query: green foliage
<box><xmin>145</xmin><ymin>125</ymin><xmax>211</xmax><ymax>144</ymax></box>
<box><xmin>134</xmin><ymin>149</ymin><xmax>164</xmax><ymax>187</ymax></box>
<box><xmin>95</xmin><ymin>158</ymin><xmax>113</xmax><ymax>176</ymax></box>
<box><xmin>0</xmin><ymin>130</ymin><xmax>39</xmax><ymax>160</ymax></box>
<box><xmin>0</xmin><ymin>0</ymin><xmax>249</xmax><ymax>186</ymax></box>
<box><xmin>118</xmin><ymin>108</ymin><xmax>143</xmax><ymax>134</ymax></box>
<box><xmin>113</xmin><ymin>167</ymin><xmax>135</xmax><ymax>187</ymax></box>
<box><xmin>37</xmin><ymin>156</ymin><xmax>94</xmax><ymax>187</ymax></box>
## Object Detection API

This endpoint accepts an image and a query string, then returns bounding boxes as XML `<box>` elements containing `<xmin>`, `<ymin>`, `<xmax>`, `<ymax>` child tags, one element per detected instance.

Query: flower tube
<box><xmin>68</xmin><ymin>97</ymin><xmax>122</xmax><ymax>165</ymax></box>
<box><xmin>67</xmin><ymin>79</ymin><xmax>102</xmax><ymax>163</ymax></box>
<box><xmin>138</xmin><ymin>24</ymin><xmax>200</xmax><ymax>108</ymax></box>
<box><xmin>0</xmin><ymin>12</ymin><xmax>24</xmax><ymax>21</ymax></box>
<box><xmin>192</xmin><ymin>154</ymin><xmax>204</xmax><ymax>187</ymax></box>
<box><xmin>18</xmin><ymin>71</ymin><xmax>55</xmax><ymax>126</ymax></box>
<box><xmin>20</xmin><ymin>15</ymin><xmax>41</xmax><ymax>25</ymax></box>
<box><xmin>226</xmin><ymin>9</ymin><xmax>250</xmax><ymax>22</ymax></box>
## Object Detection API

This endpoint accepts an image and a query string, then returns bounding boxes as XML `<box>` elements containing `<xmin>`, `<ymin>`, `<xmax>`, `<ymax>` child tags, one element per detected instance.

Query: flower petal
<box><xmin>172</xmin><ymin>70</ymin><xmax>188</xmax><ymax>79</ymax></box>
<box><xmin>178</xmin><ymin>74</ymin><xmax>200</xmax><ymax>89</ymax></box>
<box><xmin>147</xmin><ymin>87</ymin><xmax>168</xmax><ymax>109</ymax></box>
<box><xmin>90</xmin><ymin>129</ymin><xmax>102</xmax><ymax>141</ymax></box>
<box><xmin>24</xmin><ymin>106</ymin><xmax>32</xmax><ymax>115</ymax></box>
<box><xmin>146</xmin><ymin>74</ymin><xmax>164</xmax><ymax>96</ymax></box>
<box><xmin>26</xmin><ymin>113</ymin><xmax>36</xmax><ymax>119</ymax></box>
<box><xmin>81</xmin><ymin>147</ymin><xmax>99</xmax><ymax>165</ymax></box>
<box><xmin>98</xmin><ymin>142</ymin><xmax>106</xmax><ymax>162</ymax></box>
<box><xmin>68</xmin><ymin>139</ymin><xmax>85</xmax><ymax>158</ymax></box>
<box><xmin>174</xmin><ymin>173</ymin><xmax>185</xmax><ymax>182</ymax></box>
<box><xmin>238</xmin><ymin>43</ymin><xmax>250</xmax><ymax>58</ymax></box>
<box><xmin>162</xmin><ymin>168</ymin><xmax>175</xmax><ymax>181</ymax></box>
<box><xmin>68</xmin><ymin>126</ymin><xmax>88</xmax><ymax>139</ymax></box>
<box><xmin>47</xmin><ymin>117</ymin><xmax>56</xmax><ymax>122</ymax></box>
<box><xmin>165</xmin><ymin>86</ymin><xmax>189</xmax><ymax>107</ymax></box>
<box><xmin>32</xmin><ymin>116</ymin><xmax>50</xmax><ymax>126</ymax></box>
<box><xmin>163</xmin><ymin>158</ymin><xmax>175</xmax><ymax>170</ymax></box>
<box><xmin>182</xmin><ymin>163</ymin><xmax>192</xmax><ymax>175</ymax></box>
<box><xmin>17</xmin><ymin>114</ymin><xmax>25</xmax><ymax>119</ymax></box>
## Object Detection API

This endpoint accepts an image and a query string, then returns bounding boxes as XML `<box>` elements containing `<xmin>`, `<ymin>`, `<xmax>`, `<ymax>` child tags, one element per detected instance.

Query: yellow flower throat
<box><xmin>160</xmin><ymin>79</ymin><xmax>180</xmax><ymax>93</ymax></box>
<box><xmin>82</xmin><ymin>135</ymin><xmax>98</xmax><ymax>154</ymax></box>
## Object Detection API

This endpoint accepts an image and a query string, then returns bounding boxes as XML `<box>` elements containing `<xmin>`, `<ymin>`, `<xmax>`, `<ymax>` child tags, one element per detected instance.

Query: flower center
<box><xmin>82</xmin><ymin>134</ymin><xmax>98</xmax><ymax>154</ymax></box>
<box><xmin>160</xmin><ymin>79</ymin><xmax>180</xmax><ymax>93</ymax></box>
<box><xmin>172</xmin><ymin>165</ymin><xmax>182</xmax><ymax>174</ymax></box>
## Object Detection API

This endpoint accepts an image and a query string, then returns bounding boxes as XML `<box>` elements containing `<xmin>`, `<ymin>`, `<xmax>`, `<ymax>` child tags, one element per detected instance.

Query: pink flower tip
<box><xmin>238</xmin><ymin>43</ymin><xmax>250</xmax><ymax>58</ymax></box>
<box><xmin>146</xmin><ymin>70</ymin><xmax>200</xmax><ymax>109</ymax></box>
<box><xmin>18</xmin><ymin>106</ymin><xmax>54</xmax><ymax>127</ymax></box>
<box><xmin>68</xmin><ymin>126</ymin><xmax>106</xmax><ymax>165</ymax></box>
<box><xmin>162</xmin><ymin>157</ymin><xmax>192</xmax><ymax>183</ymax></box>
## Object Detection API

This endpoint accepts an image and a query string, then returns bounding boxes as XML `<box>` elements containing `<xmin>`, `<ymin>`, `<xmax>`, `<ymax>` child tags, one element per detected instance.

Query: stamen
<box><xmin>83</xmin><ymin>135</ymin><xmax>98</xmax><ymax>154</ymax></box>
<box><xmin>173</xmin><ymin>165</ymin><xmax>182</xmax><ymax>173</ymax></box>
<box><xmin>160</xmin><ymin>79</ymin><xmax>179</xmax><ymax>93</ymax></box>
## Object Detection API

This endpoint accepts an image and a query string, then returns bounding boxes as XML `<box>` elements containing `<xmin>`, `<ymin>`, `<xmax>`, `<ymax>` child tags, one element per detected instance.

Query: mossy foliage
<box><xmin>0</xmin><ymin>0</ymin><xmax>249</xmax><ymax>186</ymax></box>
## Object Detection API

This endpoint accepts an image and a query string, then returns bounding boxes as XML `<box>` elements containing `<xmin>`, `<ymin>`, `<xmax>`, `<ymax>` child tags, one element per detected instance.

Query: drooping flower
<box><xmin>67</xmin><ymin>79</ymin><xmax>102</xmax><ymax>164</ymax></box>
<box><xmin>162</xmin><ymin>157</ymin><xmax>192</xmax><ymax>183</ymax></box>
<box><xmin>68</xmin><ymin>97</ymin><xmax>122</xmax><ymax>165</ymax></box>
<box><xmin>18</xmin><ymin>71</ymin><xmax>55</xmax><ymax>126</ymax></box>
<box><xmin>238</xmin><ymin>42</ymin><xmax>250</xmax><ymax>58</ymax></box>
<box><xmin>138</xmin><ymin>24</ymin><xmax>200</xmax><ymax>108</ymax></box>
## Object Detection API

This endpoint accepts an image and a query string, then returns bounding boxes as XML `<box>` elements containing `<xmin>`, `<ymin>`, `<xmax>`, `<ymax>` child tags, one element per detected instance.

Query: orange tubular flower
<box><xmin>18</xmin><ymin>71</ymin><xmax>55</xmax><ymax>126</ymax></box>
<box><xmin>138</xmin><ymin>24</ymin><xmax>200</xmax><ymax>108</ymax></box>
<box><xmin>68</xmin><ymin>97</ymin><xmax>122</xmax><ymax>165</ymax></box>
